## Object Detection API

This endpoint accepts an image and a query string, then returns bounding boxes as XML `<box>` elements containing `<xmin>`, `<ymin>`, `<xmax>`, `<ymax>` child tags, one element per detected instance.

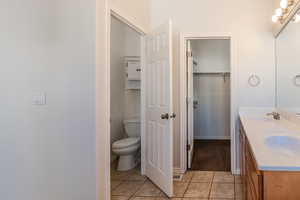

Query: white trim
<box><xmin>110</xmin><ymin>10</ymin><xmax>146</xmax><ymax>36</ymax></box>
<box><xmin>105</xmin><ymin>8</ymin><xmax>146</xmax><ymax>200</ymax></box>
<box><xmin>179</xmin><ymin>34</ymin><xmax>187</xmax><ymax>173</ymax></box>
<box><xmin>140</xmin><ymin>36</ymin><xmax>146</xmax><ymax>175</ymax></box>
<box><xmin>234</xmin><ymin>169</ymin><xmax>241</xmax><ymax>175</ymax></box>
<box><xmin>173</xmin><ymin>167</ymin><xmax>185</xmax><ymax>175</ymax></box>
<box><xmin>97</xmin><ymin>0</ymin><xmax>110</xmax><ymax>199</ymax></box>
<box><xmin>194</xmin><ymin>136</ymin><xmax>231</xmax><ymax>140</ymax></box>
<box><xmin>179</xmin><ymin>33</ymin><xmax>239</xmax><ymax>175</ymax></box>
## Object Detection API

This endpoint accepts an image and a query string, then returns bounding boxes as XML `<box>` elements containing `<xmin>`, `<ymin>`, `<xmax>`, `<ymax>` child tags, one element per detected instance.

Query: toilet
<box><xmin>112</xmin><ymin>118</ymin><xmax>140</xmax><ymax>171</ymax></box>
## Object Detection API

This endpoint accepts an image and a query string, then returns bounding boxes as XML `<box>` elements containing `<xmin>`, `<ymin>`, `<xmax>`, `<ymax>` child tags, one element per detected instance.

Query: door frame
<box><xmin>179</xmin><ymin>33</ymin><xmax>239</xmax><ymax>174</ymax></box>
<box><xmin>104</xmin><ymin>8</ymin><xmax>147</xmax><ymax>200</ymax></box>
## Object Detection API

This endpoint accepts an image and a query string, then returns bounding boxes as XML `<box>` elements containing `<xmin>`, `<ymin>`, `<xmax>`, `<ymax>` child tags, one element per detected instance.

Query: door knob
<box><xmin>170</xmin><ymin>113</ymin><xmax>176</xmax><ymax>119</ymax></box>
<box><xmin>161</xmin><ymin>113</ymin><xmax>169</xmax><ymax>120</ymax></box>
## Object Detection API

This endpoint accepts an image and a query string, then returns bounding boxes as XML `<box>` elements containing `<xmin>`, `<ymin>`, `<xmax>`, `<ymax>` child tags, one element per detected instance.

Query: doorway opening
<box><xmin>108</xmin><ymin>12</ymin><xmax>175</xmax><ymax>198</ymax></box>
<box><xmin>109</xmin><ymin>14</ymin><xmax>144</xmax><ymax>196</ymax></box>
<box><xmin>184</xmin><ymin>38</ymin><xmax>232</xmax><ymax>172</ymax></box>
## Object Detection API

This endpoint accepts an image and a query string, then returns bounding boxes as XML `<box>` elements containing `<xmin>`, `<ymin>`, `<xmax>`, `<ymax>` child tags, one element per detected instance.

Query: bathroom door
<box><xmin>187</xmin><ymin>40</ymin><xmax>194</xmax><ymax>169</ymax></box>
<box><xmin>144</xmin><ymin>20</ymin><xmax>174</xmax><ymax>197</ymax></box>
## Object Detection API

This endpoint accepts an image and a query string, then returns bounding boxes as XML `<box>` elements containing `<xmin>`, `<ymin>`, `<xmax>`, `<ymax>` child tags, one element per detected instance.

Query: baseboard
<box><xmin>173</xmin><ymin>167</ymin><xmax>185</xmax><ymax>174</ymax></box>
<box><xmin>233</xmin><ymin>168</ymin><xmax>241</xmax><ymax>175</ymax></box>
<box><xmin>194</xmin><ymin>135</ymin><xmax>231</xmax><ymax>140</ymax></box>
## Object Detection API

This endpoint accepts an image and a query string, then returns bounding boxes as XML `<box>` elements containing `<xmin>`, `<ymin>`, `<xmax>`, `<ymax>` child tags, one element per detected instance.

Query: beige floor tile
<box><xmin>182</xmin><ymin>198</ymin><xmax>208</xmax><ymax>200</ymax></box>
<box><xmin>234</xmin><ymin>175</ymin><xmax>242</xmax><ymax>184</ymax></box>
<box><xmin>127</xmin><ymin>171</ymin><xmax>147</xmax><ymax>181</ymax></box>
<box><xmin>128</xmin><ymin>165</ymin><xmax>141</xmax><ymax>174</ymax></box>
<box><xmin>184</xmin><ymin>182</ymin><xmax>211</xmax><ymax>198</ymax></box>
<box><xmin>173</xmin><ymin>182</ymin><xmax>189</xmax><ymax>197</ymax></box>
<box><xmin>209</xmin><ymin>198</ymin><xmax>234</xmax><ymax>200</ymax></box>
<box><xmin>210</xmin><ymin>183</ymin><xmax>234</xmax><ymax>199</ymax></box>
<box><xmin>234</xmin><ymin>183</ymin><xmax>244</xmax><ymax>199</ymax></box>
<box><xmin>130</xmin><ymin>197</ymin><xmax>169</xmax><ymax>200</ymax></box>
<box><xmin>111</xmin><ymin>171</ymin><xmax>131</xmax><ymax>181</ymax></box>
<box><xmin>111</xmin><ymin>180</ymin><xmax>123</xmax><ymax>190</ymax></box>
<box><xmin>213</xmin><ymin>172</ymin><xmax>234</xmax><ymax>183</ymax></box>
<box><xmin>191</xmin><ymin>171</ymin><xmax>214</xmax><ymax>183</ymax></box>
<box><xmin>111</xmin><ymin>196</ymin><xmax>131</xmax><ymax>200</ymax></box>
<box><xmin>135</xmin><ymin>181</ymin><xmax>164</xmax><ymax>197</ymax></box>
<box><xmin>176</xmin><ymin>171</ymin><xmax>194</xmax><ymax>182</ymax></box>
<box><xmin>112</xmin><ymin>181</ymin><xmax>144</xmax><ymax>196</ymax></box>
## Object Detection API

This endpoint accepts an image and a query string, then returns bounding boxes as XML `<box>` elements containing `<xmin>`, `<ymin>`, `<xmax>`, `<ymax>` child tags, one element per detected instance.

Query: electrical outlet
<box><xmin>32</xmin><ymin>93</ymin><xmax>46</xmax><ymax>105</ymax></box>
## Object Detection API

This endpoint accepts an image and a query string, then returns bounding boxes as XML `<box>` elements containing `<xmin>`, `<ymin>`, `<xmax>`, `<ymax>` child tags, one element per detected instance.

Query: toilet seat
<box><xmin>112</xmin><ymin>137</ymin><xmax>140</xmax><ymax>149</ymax></box>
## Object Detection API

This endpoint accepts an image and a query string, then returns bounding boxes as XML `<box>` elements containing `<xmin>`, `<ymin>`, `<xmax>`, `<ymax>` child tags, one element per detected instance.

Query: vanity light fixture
<box><xmin>292</xmin><ymin>13</ymin><xmax>300</xmax><ymax>23</ymax></box>
<box><xmin>272</xmin><ymin>0</ymin><xmax>295</xmax><ymax>23</ymax></box>
<box><xmin>272</xmin><ymin>15</ymin><xmax>280</xmax><ymax>23</ymax></box>
<box><xmin>276</xmin><ymin>8</ymin><xmax>284</xmax><ymax>16</ymax></box>
<box><xmin>280</xmin><ymin>0</ymin><xmax>288</xmax><ymax>9</ymax></box>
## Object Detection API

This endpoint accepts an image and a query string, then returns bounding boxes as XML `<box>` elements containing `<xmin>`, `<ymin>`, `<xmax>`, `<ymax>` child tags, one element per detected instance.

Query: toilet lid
<box><xmin>113</xmin><ymin>137</ymin><xmax>140</xmax><ymax>149</ymax></box>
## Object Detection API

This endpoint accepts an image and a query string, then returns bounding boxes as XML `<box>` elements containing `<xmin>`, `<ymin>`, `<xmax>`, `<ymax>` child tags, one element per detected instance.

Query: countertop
<box><xmin>239</xmin><ymin>107</ymin><xmax>300</xmax><ymax>171</ymax></box>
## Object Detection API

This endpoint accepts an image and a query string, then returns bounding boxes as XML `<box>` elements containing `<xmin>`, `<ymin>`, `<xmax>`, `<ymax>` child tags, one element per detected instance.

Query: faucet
<box><xmin>266</xmin><ymin>112</ymin><xmax>281</xmax><ymax>120</ymax></box>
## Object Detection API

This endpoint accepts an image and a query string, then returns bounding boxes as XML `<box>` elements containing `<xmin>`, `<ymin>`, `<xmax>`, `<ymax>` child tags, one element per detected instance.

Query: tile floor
<box><xmin>111</xmin><ymin>165</ymin><xmax>243</xmax><ymax>200</ymax></box>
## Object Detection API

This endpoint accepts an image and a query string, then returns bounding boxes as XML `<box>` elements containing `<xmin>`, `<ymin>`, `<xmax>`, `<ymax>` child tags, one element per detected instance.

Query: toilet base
<box><xmin>117</xmin><ymin>154</ymin><xmax>138</xmax><ymax>171</ymax></box>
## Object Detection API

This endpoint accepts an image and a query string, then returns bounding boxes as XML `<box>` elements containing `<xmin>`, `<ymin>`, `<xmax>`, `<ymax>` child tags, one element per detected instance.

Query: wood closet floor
<box><xmin>191</xmin><ymin>140</ymin><xmax>231</xmax><ymax>171</ymax></box>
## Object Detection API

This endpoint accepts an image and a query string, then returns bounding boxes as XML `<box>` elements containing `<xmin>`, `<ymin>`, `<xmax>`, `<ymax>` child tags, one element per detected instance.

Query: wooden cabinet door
<box><xmin>245</xmin><ymin>139</ymin><xmax>262</xmax><ymax>200</ymax></box>
<box><xmin>239</xmin><ymin>124</ymin><xmax>247</xmax><ymax>200</ymax></box>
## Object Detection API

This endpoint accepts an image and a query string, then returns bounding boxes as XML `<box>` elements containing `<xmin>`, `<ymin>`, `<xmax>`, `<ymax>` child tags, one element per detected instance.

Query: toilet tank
<box><xmin>123</xmin><ymin>118</ymin><xmax>141</xmax><ymax>137</ymax></box>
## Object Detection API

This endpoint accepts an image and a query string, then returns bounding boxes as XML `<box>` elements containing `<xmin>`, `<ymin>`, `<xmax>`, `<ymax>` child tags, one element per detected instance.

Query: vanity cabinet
<box><xmin>240</xmin><ymin>124</ymin><xmax>263</xmax><ymax>200</ymax></box>
<box><xmin>240</xmin><ymin>121</ymin><xmax>300</xmax><ymax>200</ymax></box>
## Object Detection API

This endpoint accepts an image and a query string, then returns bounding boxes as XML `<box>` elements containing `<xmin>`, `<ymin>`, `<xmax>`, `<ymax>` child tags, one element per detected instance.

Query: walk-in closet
<box><xmin>187</xmin><ymin>39</ymin><xmax>231</xmax><ymax>171</ymax></box>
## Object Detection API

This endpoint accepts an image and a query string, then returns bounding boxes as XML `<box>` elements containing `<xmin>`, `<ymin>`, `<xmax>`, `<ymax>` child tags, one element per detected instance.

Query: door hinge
<box><xmin>187</xmin><ymin>144</ymin><xmax>191</xmax><ymax>151</ymax></box>
<box><xmin>186</xmin><ymin>51</ymin><xmax>192</xmax><ymax>57</ymax></box>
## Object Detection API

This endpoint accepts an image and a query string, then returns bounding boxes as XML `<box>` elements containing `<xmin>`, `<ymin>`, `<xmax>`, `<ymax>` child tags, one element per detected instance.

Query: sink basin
<box><xmin>265</xmin><ymin>136</ymin><xmax>300</xmax><ymax>155</ymax></box>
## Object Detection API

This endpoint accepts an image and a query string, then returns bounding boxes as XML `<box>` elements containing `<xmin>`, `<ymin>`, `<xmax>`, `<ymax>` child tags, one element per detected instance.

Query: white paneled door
<box><xmin>187</xmin><ymin>40</ymin><xmax>194</xmax><ymax>169</ymax></box>
<box><xmin>144</xmin><ymin>21</ymin><xmax>174</xmax><ymax>197</ymax></box>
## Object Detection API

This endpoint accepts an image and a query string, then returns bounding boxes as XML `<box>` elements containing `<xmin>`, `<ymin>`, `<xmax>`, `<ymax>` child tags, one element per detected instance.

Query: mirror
<box><xmin>276</xmin><ymin>9</ymin><xmax>300</xmax><ymax>113</ymax></box>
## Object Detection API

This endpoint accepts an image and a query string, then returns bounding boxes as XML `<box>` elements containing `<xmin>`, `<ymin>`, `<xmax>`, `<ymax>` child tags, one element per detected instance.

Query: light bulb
<box><xmin>295</xmin><ymin>14</ymin><xmax>300</xmax><ymax>23</ymax></box>
<box><xmin>280</xmin><ymin>0</ymin><xmax>288</xmax><ymax>9</ymax></box>
<box><xmin>272</xmin><ymin>15</ymin><xmax>278</xmax><ymax>22</ymax></box>
<box><xmin>276</xmin><ymin>8</ymin><xmax>283</xmax><ymax>16</ymax></box>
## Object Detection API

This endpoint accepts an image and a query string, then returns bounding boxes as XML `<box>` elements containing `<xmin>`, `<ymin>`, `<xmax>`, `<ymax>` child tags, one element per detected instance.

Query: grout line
<box><xmin>208</xmin><ymin>171</ymin><xmax>215</xmax><ymax>199</ymax></box>
<box><xmin>181</xmin><ymin>170</ymin><xmax>194</xmax><ymax>198</ymax></box>
<box><xmin>234</xmin><ymin>175</ymin><xmax>236</xmax><ymax>200</ymax></box>
<box><xmin>128</xmin><ymin>177</ymin><xmax>147</xmax><ymax>199</ymax></box>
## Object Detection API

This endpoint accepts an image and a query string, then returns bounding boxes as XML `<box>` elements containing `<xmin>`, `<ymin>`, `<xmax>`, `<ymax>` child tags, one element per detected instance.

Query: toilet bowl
<box><xmin>112</xmin><ymin>118</ymin><xmax>140</xmax><ymax>171</ymax></box>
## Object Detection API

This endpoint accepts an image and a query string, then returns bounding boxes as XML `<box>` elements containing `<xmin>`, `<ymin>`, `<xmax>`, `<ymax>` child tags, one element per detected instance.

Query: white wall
<box><xmin>123</xmin><ymin>25</ymin><xmax>141</xmax><ymax>120</ymax></box>
<box><xmin>96</xmin><ymin>0</ymin><xmax>110</xmax><ymax>198</ymax></box>
<box><xmin>191</xmin><ymin>40</ymin><xmax>230</xmax><ymax>73</ymax></box>
<box><xmin>110</xmin><ymin>17</ymin><xmax>126</xmax><ymax>161</ymax></box>
<box><xmin>192</xmin><ymin>40</ymin><xmax>230</xmax><ymax>140</ymax></box>
<box><xmin>0</xmin><ymin>0</ymin><xmax>97</xmax><ymax>200</ymax></box>
<box><xmin>110</xmin><ymin>16</ymin><xmax>141</xmax><ymax>161</ymax></box>
<box><xmin>276</xmin><ymin>20</ymin><xmax>300</xmax><ymax>111</ymax></box>
<box><xmin>110</xmin><ymin>0</ymin><xmax>151</xmax><ymax>32</ymax></box>
<box><xmin>193</xmin><ymin>75</ymin><xmax>231</xmax><ymax>139</ymax></box>
<box><xmin>150</xmin><ymin>0</ymin><xmax>276</xmax><ymax>168</ymax></box>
